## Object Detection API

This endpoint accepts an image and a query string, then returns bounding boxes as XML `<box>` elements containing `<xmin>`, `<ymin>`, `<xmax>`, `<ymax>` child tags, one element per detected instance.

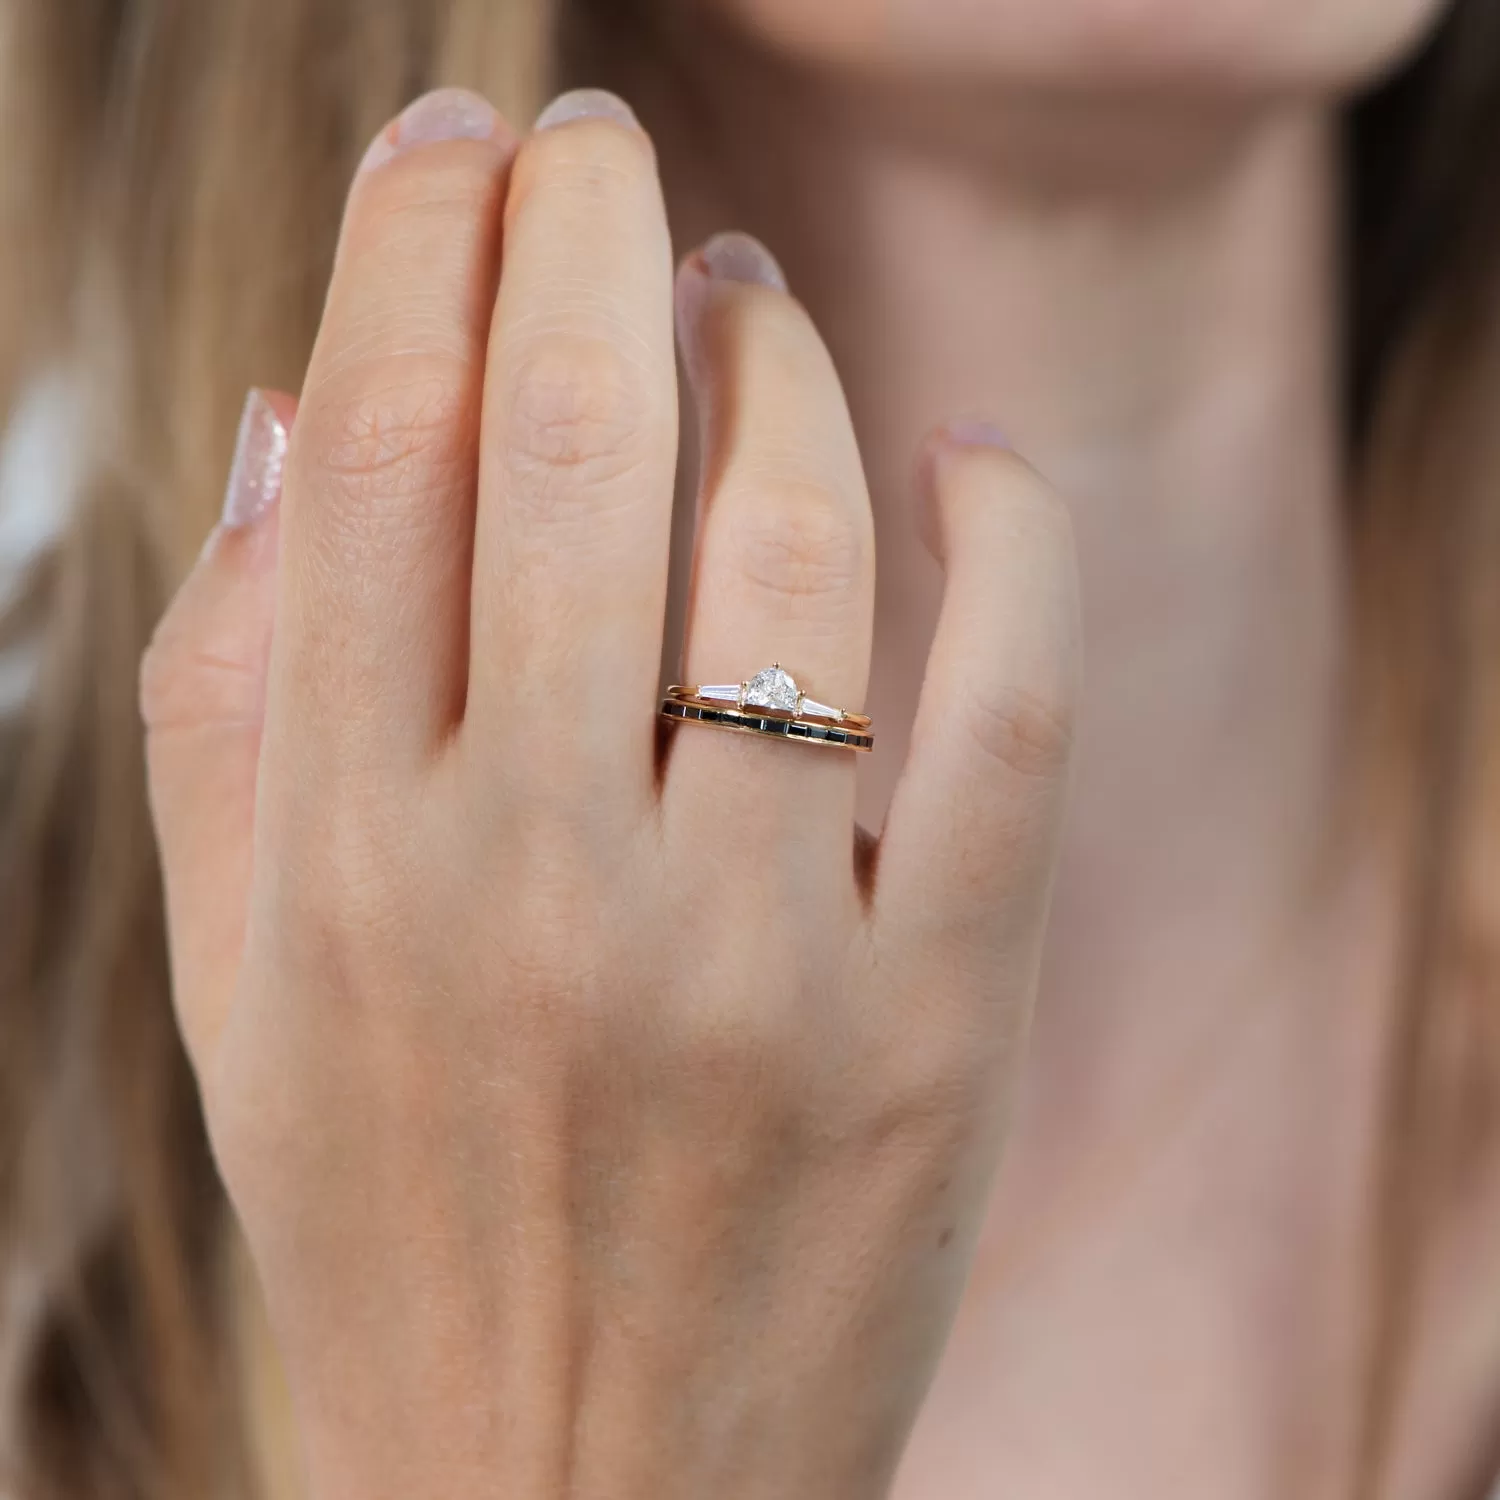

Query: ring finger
<box><xmin>665</xmin><ymin>233</ymin><xmax>875</xmax><ymax>858</ymax></box>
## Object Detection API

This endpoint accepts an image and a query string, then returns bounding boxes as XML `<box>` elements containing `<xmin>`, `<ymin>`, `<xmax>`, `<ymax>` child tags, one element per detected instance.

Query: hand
<box><xmin>142</xmin><ymin>86</ymin><xmax>1079</xmax><ymax>1500</ymax></box>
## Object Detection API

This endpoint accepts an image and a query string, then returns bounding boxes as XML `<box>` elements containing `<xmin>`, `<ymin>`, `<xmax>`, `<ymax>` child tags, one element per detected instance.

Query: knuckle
<box><xmin>958</xmin><ymin>680</ymin><xmax>1074</xmax><ymax>781</ymax></box>
<box><xmin>722</xmin><ymin>476</ymin><xmax>868</xmax><ymax>604</ymax></box>
<box><xmin>848</xmin><ymin>1025</ymin><xmax>992</xmax><ymax>1158</ymax></box>
<box><xmin>355</xmin><ymin>152</ymin><xmax>504</xmax><ymax>239</ymax></box>
<box><xmin>501</xmin><ymin>333</ymin><xmax>655</xmax><ymax>501</ymax></box>
<box><xmin>510</xmin><ymin>119</ymin><xmax>656</xmax><ymax>220</ymax></box>
<box><xmin>665</xmin><ymin>993</ymin><xmax>803</xmax><ymax>1120</ymax></box>
<box><xmin>303</xmin><ymin>359</ymin><xmax>473</xmax><ymax>510</ymax></box>
<box><xmin>138</xmin><ymin>613</ymin><xmax>191</xmax><ymax>732</ymax></box>
<box><xmin>139</xmin><ymin>580</ymin><xmax>267</xmax><ymax>736</ymax></box>
<box><xmin>654</xmin><ymin>911</ymin><xmax>831</xmax><ymax>1110</ymax></box>
<box><xmin>139</xmin><ymin>630</ymin><xmax>260</xmax><ymax>736</ymax></box>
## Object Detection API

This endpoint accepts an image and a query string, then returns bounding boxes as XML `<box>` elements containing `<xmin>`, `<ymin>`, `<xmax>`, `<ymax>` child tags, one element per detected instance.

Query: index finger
<box><xmin>271</xmin><ymin>90</ymin><xmax>516</xmax><ymax>780</ymax></box>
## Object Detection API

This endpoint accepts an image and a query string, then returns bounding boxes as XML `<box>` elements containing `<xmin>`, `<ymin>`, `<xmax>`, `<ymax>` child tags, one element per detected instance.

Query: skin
<box><xmin>140</xmin><ymin>0</ymin><xmax>1500</xmax><ymax>1496</ymax></box>
<box><xmin>144</xmin><ymin>92</ymin><xmax>1077</xmax><ymax>1500</ymax></box>
<box><xmin>707</xmin><ymin>0</ymin><xmax>1442</xmax><ymax>86</ymax></box>
<box><xmin>614</xmin><ymin>3</ymin><xmax>1493</xmax><ymax>1494</ymax></box>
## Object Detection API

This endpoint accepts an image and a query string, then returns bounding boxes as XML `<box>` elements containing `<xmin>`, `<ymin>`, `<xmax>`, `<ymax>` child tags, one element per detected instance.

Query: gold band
<box><xmin>663</xmin><ymin>664</ymin><xmax>872</xmax><ymax>730</ymax></box>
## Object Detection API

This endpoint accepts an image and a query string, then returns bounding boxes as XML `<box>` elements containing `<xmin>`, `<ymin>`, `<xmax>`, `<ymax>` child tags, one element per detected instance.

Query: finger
<box><xmin>142</xmin><ymin>389</ymin><xmax>296</xmax><ymax>1073</ymax></box>
<box><xmin>270</xmin><ymin>89</ymin><xmax>516</xmax><ymax>777</ymax></box>
<box><xmin>875</xmin><ymin>425</ymin><xmax>1079</xmax><ymax>993</ymax></box>
<box><xmin>665</xmin><ymin>233</ymin><xmax>875</xmax><ymax>851</ymax></box>
<box><xmin>465</xmin><ymin>90</ymin><xmax>677</xmax><ymax>806</ymax></box>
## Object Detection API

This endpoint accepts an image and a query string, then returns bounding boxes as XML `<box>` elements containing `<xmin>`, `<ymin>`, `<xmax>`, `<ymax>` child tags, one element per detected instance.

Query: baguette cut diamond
<box><xmin>799</xmin><ymin>697</ymin><xmax>841</xmax><ymax>722</ymax></box>
<box><xmin>743</xmin><ymin>664</ymin><xmax>800</xmax><ymax>712</ymax></box>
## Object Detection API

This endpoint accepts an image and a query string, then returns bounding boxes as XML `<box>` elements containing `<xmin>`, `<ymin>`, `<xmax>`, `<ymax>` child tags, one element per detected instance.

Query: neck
<box><xmin>594</xmin><ymin>27</ymin><xmax>1399</xmax><ymax>1488</ymax></box>
<box><xmin>633</xmin><ymin>27</ymin><xmax>1369</xmax><ymax>1000</ymax></box>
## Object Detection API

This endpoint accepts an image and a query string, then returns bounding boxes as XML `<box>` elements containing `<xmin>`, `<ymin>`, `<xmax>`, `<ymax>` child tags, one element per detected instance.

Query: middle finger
<box><xmin>664</xmin><ymin>234</ymin><xmax>876</xmax><ymax>855</ymax></box>
<box><xmin>466</xmin><ymin>90</ymin><xmax>677</xmax><ymax>809</ymax></box>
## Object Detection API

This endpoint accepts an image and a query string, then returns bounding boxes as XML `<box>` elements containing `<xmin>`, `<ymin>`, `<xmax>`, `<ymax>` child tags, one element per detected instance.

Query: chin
<box><xmin>711</xmin><ymin>0</ymin><xmax>1451</xmax><ymax>93</ymax></box>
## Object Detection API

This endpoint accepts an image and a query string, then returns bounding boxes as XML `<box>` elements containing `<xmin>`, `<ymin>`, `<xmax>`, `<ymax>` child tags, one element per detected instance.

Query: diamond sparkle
<box><xmin>742</xmin><ymin>665</ymin><xmax>800</xmax><ymax>713</ymax></box>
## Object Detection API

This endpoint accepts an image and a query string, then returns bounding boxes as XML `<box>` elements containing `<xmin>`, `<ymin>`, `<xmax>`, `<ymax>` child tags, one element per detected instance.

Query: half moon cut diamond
<box><xmin>742</xmin><ymin>664</ymin><xmax>801</xmax><ymax>713</ymax></box>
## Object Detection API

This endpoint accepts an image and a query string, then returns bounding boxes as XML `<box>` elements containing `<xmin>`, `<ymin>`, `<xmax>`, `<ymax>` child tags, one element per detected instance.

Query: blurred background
<box><xmin>1</xmin><ymin>2</ymin><xmax>1499</xmax><ymax>1498</ymax></box>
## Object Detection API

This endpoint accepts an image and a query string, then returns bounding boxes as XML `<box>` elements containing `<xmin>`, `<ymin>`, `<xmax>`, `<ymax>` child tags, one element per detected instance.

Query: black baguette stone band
<box><xmin>660</xmin><ymin>698</ymin><xmax>874</xmax><ymax>752</ymax></box>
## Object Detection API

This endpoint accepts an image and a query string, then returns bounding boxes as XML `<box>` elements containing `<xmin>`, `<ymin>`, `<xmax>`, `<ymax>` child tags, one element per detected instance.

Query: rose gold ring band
<box><xmin>660</xmin><ymin>664</ymin><xmax>875</xmax><ymax>753</ymax></box>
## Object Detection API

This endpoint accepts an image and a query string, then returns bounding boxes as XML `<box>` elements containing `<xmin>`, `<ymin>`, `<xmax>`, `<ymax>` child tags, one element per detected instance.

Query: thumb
<box><xmin>141</xmin><ymin>387</ymin><xmax>296</xmax><ymax>1073</ymax></box>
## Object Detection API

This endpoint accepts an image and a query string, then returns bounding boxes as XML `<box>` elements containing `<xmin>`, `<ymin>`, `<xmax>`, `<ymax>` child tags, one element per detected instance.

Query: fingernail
<box><xmin>221</xmin><ymin>389</ymin><xmax>291</xmax><ymax>529</ymax></box>
<box><xmin>692</xmin><ymin>231</ymin><xmax>787</xmax><ymax>292</ymax></box>
<box><xmin>534</xmin><ymin>88</ymin><xmax>640</xmax><ymax>131</ymax></box>
<box><xmin>358</xmin><ymin>88</ymin><xmax>500</xmax><ymax>173</ymax></box>
<box><xmin>939</xmin><ymin>418</ymin><xmax>1012</xmax><ymax>451</ymax></box>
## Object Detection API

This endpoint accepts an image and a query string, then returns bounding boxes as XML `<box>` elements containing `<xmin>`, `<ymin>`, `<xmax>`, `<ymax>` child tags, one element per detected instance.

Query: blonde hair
<box><xmin>0</xmin><ymin>1</ymin><xmax>1496</xmax><ymax>1496</ymax></box>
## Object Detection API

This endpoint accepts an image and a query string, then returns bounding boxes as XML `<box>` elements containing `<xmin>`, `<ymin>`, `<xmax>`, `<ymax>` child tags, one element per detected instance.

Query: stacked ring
<box><xmin>660</xmin><ymin>664</ymin><xmax>875</xmax><ymax>753</ymax></box>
